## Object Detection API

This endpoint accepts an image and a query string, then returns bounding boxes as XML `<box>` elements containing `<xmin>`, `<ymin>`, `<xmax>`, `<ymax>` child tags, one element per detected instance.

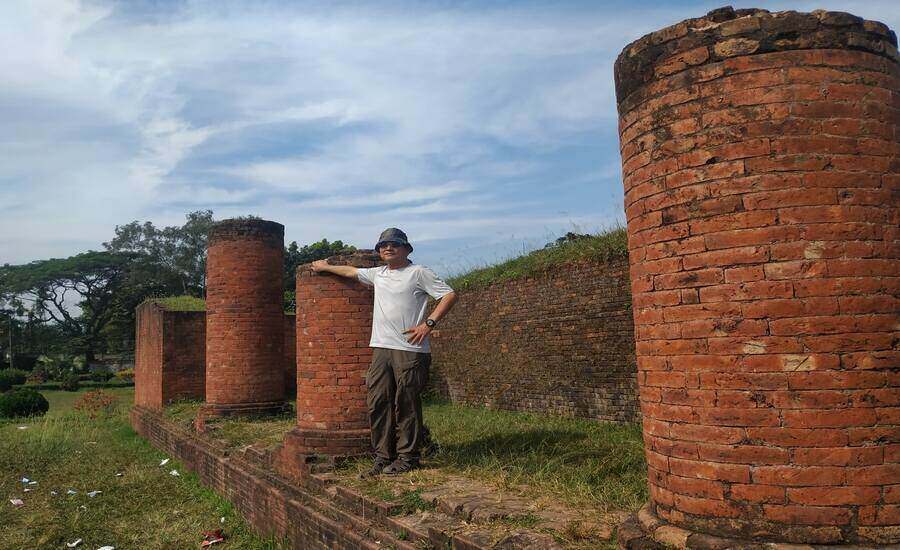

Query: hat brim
<box><xmin>375</xmin><ymin>240</ymin><xmax>413</xmax><ymax>252</ymax></box>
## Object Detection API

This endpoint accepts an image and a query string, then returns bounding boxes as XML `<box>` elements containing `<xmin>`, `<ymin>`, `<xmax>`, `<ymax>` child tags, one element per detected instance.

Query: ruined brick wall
<box><xmin>205</xmin><ymin>219</ymin><xmax>285</xmax><ymax>415</ymax></box>
<box><xmin>134</xmin><ymin>303</ymin><xmax>205</xmax><ymax>408</ymax></box>
<box><xmin>616</xmin><ymin>7</ymin><xmax>898</xmax><ymax>545</ymax></box>
<box><xmin>430</xmin><ymin>257</ymin><xmax>639</xmax><ymax>423</ymax></box>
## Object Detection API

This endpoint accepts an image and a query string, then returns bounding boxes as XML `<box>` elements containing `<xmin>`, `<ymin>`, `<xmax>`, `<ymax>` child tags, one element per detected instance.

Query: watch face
<box><xmin>426</xmin><ymin>319</ymin><xmax>436</xmax><ymax>327</ymax></box>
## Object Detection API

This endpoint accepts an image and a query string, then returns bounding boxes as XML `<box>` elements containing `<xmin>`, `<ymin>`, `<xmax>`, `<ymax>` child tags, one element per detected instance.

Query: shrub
<box><xmin>0</xmin><ymin>388</ymin><xmax>49</xmax><ymax>418</ymax></box>
<box><xmin>0</xmin><ymin>368</ymin><xmax>28</xmax><ymax>391</ymax></box>
<box><xmin>27</xmin><ymin>366</ymin><xmax>48</xmax><ymax>384</ymax></box>
<box><xmin>115</xmin><ymin>368</ymin><xmax>135</xmax><ymax>382</ymax></box>
<box><xmin>91</xmin><ymin>371</ymin><xmax>114</xmax><ymax>383</ymax></box>
<box><xmin>0</xmin><ymin>368</ymin><xmax>28</xmax><ymax>385</ymax></box>
<box><xmin>73</xmin><ymin>390</ymin><xmax>119</xmax><ymax>419</ymax></box>
<box><xmin>61</xmin><ymin>374</ymin><xmax>81</xmax><ymax>392</ymax></box>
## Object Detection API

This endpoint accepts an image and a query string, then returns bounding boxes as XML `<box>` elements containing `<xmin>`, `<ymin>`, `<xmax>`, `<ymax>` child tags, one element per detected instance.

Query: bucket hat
<box><xmin>375</xmin><ymin>227</ymin><xmax>413</xmax><ymax>252</ymax></box>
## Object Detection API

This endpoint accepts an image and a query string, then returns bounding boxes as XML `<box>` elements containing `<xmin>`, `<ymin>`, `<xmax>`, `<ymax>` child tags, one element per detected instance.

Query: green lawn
<box><xmin>0</xmin><ymin>387</ymin><xmax>285</xmax><ymax>549</ymax></box>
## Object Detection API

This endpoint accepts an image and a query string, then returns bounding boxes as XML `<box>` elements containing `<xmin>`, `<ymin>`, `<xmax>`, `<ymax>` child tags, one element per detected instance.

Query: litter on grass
<box><xmin>28</xmin><ymin>481</ymin><xmax>37</xmax><ymax>485</ymax></box>
<box><xmin>201</xmin><ymin>529</ymin><xmax>226</xmax><ymax>547</ymax></box>
<box><xmin>169</xmin><ymin>469</ymin><xmax>180</xmax><ymax>477</ymax></box>
<box><xmin>9</xmin><ymin>499</ymin><xmax>24</xmax><ymax>507</ymax></box>
<box><xmin>115</xmin><ymin>473</ymin><xmax>123</xmax><ymax>477</ymax></box>
<box><xmin>159</xmin><ymin>458</ymin><xmax>170</xmax><ymax>466</ymax></box>
<box><xmin>79</xmin><ymin>505</ymin><xmax>87</xmax><ymax>510</ymax></box>
<box><xmin>66</xmin><ymin>538</ymin><xmax>83</xmax><ymax>548</ymax></box>
<box><xmin>51</xmin><ymin>491</ymin><xmax>58</xmax><ymax>496</ymax></box>
<box><xmin>220</xmin><ymin>517</ymin><xmax>225</xmax><ymax>524</ymax></box>
<box><xmin>20</xmin><ymin>477</ymin><xmax>30</xmax><ymax>483</ymax></box>
<box><xmin>17</xmin><ymin>426</ymin><xmax>27</xmax><ymax>430</ymax></box>
<box><xmin>67</xmin><ymin>489</ymin><xmax>78</xmax><ymax>495</ymax></box>
<box><xmin>97</xmin><ymin>546</ymin><xmax>115</xmax><ymax>550</ymax></box>
<box><xmin>87</xmin><ymin>491</ymin><xmax>102</xmax><ymax>497</ymax></box>
<box><xmin>23</xmin><ymin>488</ymin><xmax>31</xmax><ymax>493</ymax></box>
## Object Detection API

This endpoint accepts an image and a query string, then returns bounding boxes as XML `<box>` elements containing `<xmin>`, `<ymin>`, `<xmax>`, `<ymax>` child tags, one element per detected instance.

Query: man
<box><xmin>311</xmin><ymin>228</ymin><xmax>457</xmax><ymax>475</ymax></box>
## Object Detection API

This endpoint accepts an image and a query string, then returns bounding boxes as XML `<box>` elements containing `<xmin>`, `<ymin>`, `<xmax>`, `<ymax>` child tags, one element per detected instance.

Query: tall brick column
<box><xmin>203</xmin><ymin>219</ymin><xmax>285</xmax><ymax>417</ymax></box>
<box><xmin>275</xmin><ymin>251</ymin><xmax>380</xmax><ymax>476</ymax></box>
<box><xmin>615</xmin><ymin>8</ymin><xmax>899</xmax><ymax>547</ymax></box>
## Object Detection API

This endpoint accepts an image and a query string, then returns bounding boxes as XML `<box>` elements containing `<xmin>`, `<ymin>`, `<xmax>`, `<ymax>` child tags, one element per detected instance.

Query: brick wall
<box><xmin>134</xmin><ymin>302</ymin><xmax>205</xmax><ymax>409</ymax></box>
<box><xmin>616</xmin><ymin>7</ymin><xmax>898</xmax><ymax>545</ymax></box>
<box><xmin>430</xmin><ymin>257</ymin><xmax>639</xmax><ymax>423</ymax></box>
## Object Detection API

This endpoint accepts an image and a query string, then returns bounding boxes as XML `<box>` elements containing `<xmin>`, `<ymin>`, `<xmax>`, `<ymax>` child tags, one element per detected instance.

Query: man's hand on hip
<box><xmin>403</xmin><ymin>323</ymin><xmax>432</xmax><ymax>346</ymax></box>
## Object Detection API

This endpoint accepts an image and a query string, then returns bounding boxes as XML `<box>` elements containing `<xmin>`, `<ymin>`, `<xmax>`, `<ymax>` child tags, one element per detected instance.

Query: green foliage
<box><xmin>148</xmin><ymin>295</ymin><xmax>206</xmax><ymax>311</ymax></box>
<box><xmin>1</xmin><ymin>250</ymin><xmax>136</xmax><ymax>363</ymax></box>
<box><xmin>0</xmin><ymin>372</ymin><xmax>13</xmax><ymax>392</ymax></box>
<box><xmin>0</xmin><ymin>387</ymin><xmax>49</xmax><ymax>418</ymax></box>
<box><xmin>283</xmin><ymin>238</ymin><xmax>356</xmax><ymax>291</ymax></box>
<box><xmin>114</xmin><ymin>368</ymin><xmax>134</xmax><ymax>382</ymax></box>
<box><xmin>61</xmin><ymin>373</ymin><xmax>81</xmax><ymax>392</ymax></box>
<box><xmin>447</xmin><ymin>227</ymin><xmax>628</xmax><ymax>291</ymax></box>
<box><xmin>0</xmin><ymin>368</ymin><xmax>28</xmax><ymax>386</ymax></box>
<box><xmin>90</xmin><ymin>370</ymin><xmax>114</xmax><ymax>383</ymax></box>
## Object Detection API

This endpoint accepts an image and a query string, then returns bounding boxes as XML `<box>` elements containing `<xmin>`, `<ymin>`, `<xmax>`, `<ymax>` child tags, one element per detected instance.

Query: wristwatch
<box><xmin>425</xmin><ymin>318</ymin><xmax>436</xmax><ymax>328</ymax></box>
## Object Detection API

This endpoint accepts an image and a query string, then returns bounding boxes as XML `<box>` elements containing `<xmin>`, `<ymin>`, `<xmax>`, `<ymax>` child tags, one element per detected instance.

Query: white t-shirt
<box><xmin>357</xmin><ymin>263</ymin><xmax>453</xmax><ymax>353</ymax></box>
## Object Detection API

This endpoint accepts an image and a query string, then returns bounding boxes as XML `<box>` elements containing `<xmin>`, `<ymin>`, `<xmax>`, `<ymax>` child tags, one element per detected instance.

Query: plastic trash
<box><xmin>28</xmin><ymin>481</ymin><xmax>37</xmax><ymax>485</ymax></box>
<box><xmin>17</xmin><ymin>426</ymin><xmax>27</xmax><ymax>430</ymax></box>
<box><xmin>201</xmin><ymin>529</ymin><xmax>225</xmax><ymax>547</ymax></box>
<box><xmin>115</xmin><ymin>473</ymin><xmax>123</xmax><ymax>477</ymax></box>
<box><xmin>67</xmin><ymin>489</ymin><xmax>78</xmax><ymax>495</ymax></box>
<box><xmin>66</xmin><ymin>538</ymin><xmax>83</xmax><ymax>548</ymax></box>
<box><xmin>9</xmin><ymin>499</ymin><xmax>24</xmax><ymax>507</ymax></box>
<box><xmin>20</xmin><ymin>477</ymin><xmax>29</xmax><ymax>483</ymax></box>
<box><xmin>159</xmin><ymin>458</ymin><xmax>169</xmax><ymax>466</ymax></box>
<box><xmin>220</xmin><ymin>516</ymin><xmax>225</xmax><ymax>524</ymax></box>
<box><xmin>23</xmin><ymin>488</ymin><xmax>31</xmax><ymax>493</ymax></box>
<box><xmin>87</xmin><ymin>491</ymin><xmax>102</xmax><ymax>497</ymax></box>
<box><xmin>97</xmin><ymin>546</ymin><xmax>115</xmax><ymax>550</ymax></box>
<box><xmin>79</xmin><ymin>505</ymin><xmax>87</xmax><ymax>510</ymax></box>
<box><xmin>169</xmin><ymin>469</ymin><xmax>180</xmax><ymax>477</ymax></box>
<box><xmin>50</xmin><ymin>491</ymin><xmax>58</xmax><ymax>496</ymax></box>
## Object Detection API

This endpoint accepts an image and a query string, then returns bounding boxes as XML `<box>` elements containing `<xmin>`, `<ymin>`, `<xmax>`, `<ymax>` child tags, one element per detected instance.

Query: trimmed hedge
<box><xmin>0</xmin><ymin>369</ymin><xmax>28</xmax><ymax>392</ymax></box>
<box><xmin>0</xmin><ymin>388</ymin><xmax>49</xmax><ymax>418</ymax></box>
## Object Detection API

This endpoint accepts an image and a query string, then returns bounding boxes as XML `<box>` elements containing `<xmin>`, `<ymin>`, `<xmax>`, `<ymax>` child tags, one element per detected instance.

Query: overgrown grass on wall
<box><xmin>447</xmin><ymin>227</ymin><xmax>628</xmax><ymax>291</ymax></box>
<box><xmin>147</xmin><ymin>296</ymin><xmax>207</xmax><ymax>312</ymax></box>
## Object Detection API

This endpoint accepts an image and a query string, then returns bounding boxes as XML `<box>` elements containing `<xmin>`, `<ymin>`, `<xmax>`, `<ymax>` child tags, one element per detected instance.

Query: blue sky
<box><xmin>2</xmin><ymin>0</ymin><xmax>897</xmax><ymax>277</ymax></box>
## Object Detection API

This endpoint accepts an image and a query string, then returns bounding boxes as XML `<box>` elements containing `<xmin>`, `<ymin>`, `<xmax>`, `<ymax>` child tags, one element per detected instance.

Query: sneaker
<box><xmin>383</xmin><ymin>457</ymin><xmax>419</xmax><ymax>476</ymax></box>
<box><xmin>360</xmin><ymin>458</ymin><xmax>392</xmax><ymax>479</ymax></box>
<box><xmin>421</xmin><ymin>426</ymin><xmax>440</xmax><ymax>458</ymax></box>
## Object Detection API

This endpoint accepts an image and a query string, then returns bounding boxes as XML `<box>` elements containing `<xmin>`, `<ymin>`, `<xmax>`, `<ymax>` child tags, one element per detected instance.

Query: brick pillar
<box><xmin>202</xmin><ymin>219</ymin><xmax>285</xmax><ymax>417</ymax></box>
<box><xmin>275</xmin><ymin>251</ymin><xmax>380</xmax><ymax>476</ymax></box>
<box><xmin>615</xmin><ymin>7</ymin><xmax>898</xmax><ymax>547</ymax></box>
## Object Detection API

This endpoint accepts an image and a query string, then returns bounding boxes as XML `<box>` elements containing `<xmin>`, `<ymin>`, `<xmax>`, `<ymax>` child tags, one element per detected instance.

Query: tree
<box><xmin>284</xmin><ymin>238</ymin><xmax>356</xmax><ymax>289</ymax></box>
<box><xmin>282</xmin><ymin>239</ymin><xmax>357</xmax><ymax>311</ymax></box>
<box><xmin>1</xmin><ymin>251</ymin><xmax>135</xmax><ymax>365</ymax></box>
<box><xmin>104</xmin><ymin>210</ymin><xmax>214</xmax><ymax>296</ymax></box>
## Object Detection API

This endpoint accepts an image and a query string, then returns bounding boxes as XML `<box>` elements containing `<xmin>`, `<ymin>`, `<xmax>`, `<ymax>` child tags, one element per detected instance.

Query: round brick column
<box><xmin>615</xmin><ymin>7</ymin><xmax>898</xmax><ymax>547</ymax></box>
<box><xmin>280</xmin><ymin>251</ymin><xmax>381</xmax><ymax>465</ymax></box>
<box><xmin>203</xmin><ymin>219</ymin><xmax>285</xmax><ymax>417</ymax></box>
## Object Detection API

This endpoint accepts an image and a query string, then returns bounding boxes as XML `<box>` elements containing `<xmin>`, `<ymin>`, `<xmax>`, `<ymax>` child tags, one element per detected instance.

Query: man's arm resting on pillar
<box><xmin>310</xmin><ymin>259</ymin><xmax>358</xmax><ymax>278</ymax></box>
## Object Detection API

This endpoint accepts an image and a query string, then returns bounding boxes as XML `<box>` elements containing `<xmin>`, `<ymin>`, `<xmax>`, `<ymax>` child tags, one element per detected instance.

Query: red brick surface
<box><xmin>430</xmin><ymin>258</ymin><xmax>639</xmax><ymax>422</ymax></box>
<box><xmin>134</xmin><ymin>302</ymin><xmax>205</xmax><ymax>409</ymax></box>
<box><xmin>284</xmin><ymin>313</ymin><xmax>296</xmax><ymax>396</ymax></box>
<box><xmin>205</xmin><ymin>219</ymin><xmax>285</xmax><ymax>415</ymax></box>
<box><xmin>285</xmin><ymin>251</ymin><xmax>381</xmax><ymax>457</ymax></box>
<box><xmin>616</xmin><ymin>7</ymin><xmax>899</xmax><ymax>544</ymax></box>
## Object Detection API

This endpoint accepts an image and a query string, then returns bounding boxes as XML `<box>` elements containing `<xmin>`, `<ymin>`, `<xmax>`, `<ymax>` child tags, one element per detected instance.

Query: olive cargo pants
<box><xmin>366</xmin><ymin>348</ymin><xmax>431</xmax><ymax>461</ymax></box>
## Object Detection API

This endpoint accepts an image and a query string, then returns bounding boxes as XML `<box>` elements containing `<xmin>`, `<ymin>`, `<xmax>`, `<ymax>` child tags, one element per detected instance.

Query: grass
<box><xmin>446</xmin><ymin>227</ymin><xmax>628</xmax><ymax>291</ymax></box>
<box><xmin>147</xmin><ymin>295</ymin><xmax>207</xmax><ymax>311</ymax></box>
<box><xmin>345</xmin><ymin>397</ymin><xmax>647</xmax><ymax>515</ymax></box>
<box><xmin>0</xmin><ymin>387</ymin><xmax>286</xmax><ymax>549</ymax></box>
<box><xmin>164</xmin><ymin>400</ymin><xmax>296</xmax><ymax>450</ymax></box>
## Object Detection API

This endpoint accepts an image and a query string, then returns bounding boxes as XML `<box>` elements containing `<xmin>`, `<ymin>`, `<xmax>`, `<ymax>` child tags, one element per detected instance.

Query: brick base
<box><xmin>274</xmin><ymin>427</ymin><xmax>371</xmax><ymax>480</ymax></box>
<box><xmin>618</xmin><ymin>503</ymin><xmax>895</xmax><ymax>549</ymax></box>
<box><xmin>130</xmin><ymin>405</ymin><xmax>411</xmax><ymax>549</ymax></box>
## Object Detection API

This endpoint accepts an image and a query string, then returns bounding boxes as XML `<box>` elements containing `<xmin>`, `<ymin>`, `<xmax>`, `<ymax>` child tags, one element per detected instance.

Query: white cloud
<box><xmin>1</xmin><ymin>0</ymin><xmax>898</xmax><ymax>270</ymax></box>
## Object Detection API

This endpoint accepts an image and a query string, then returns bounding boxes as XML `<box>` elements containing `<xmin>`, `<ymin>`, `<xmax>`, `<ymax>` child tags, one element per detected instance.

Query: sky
<box><xmin>2</xmin><ymin>0</ymin><xmax>897</xmax><ymax>277</ymax></box>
